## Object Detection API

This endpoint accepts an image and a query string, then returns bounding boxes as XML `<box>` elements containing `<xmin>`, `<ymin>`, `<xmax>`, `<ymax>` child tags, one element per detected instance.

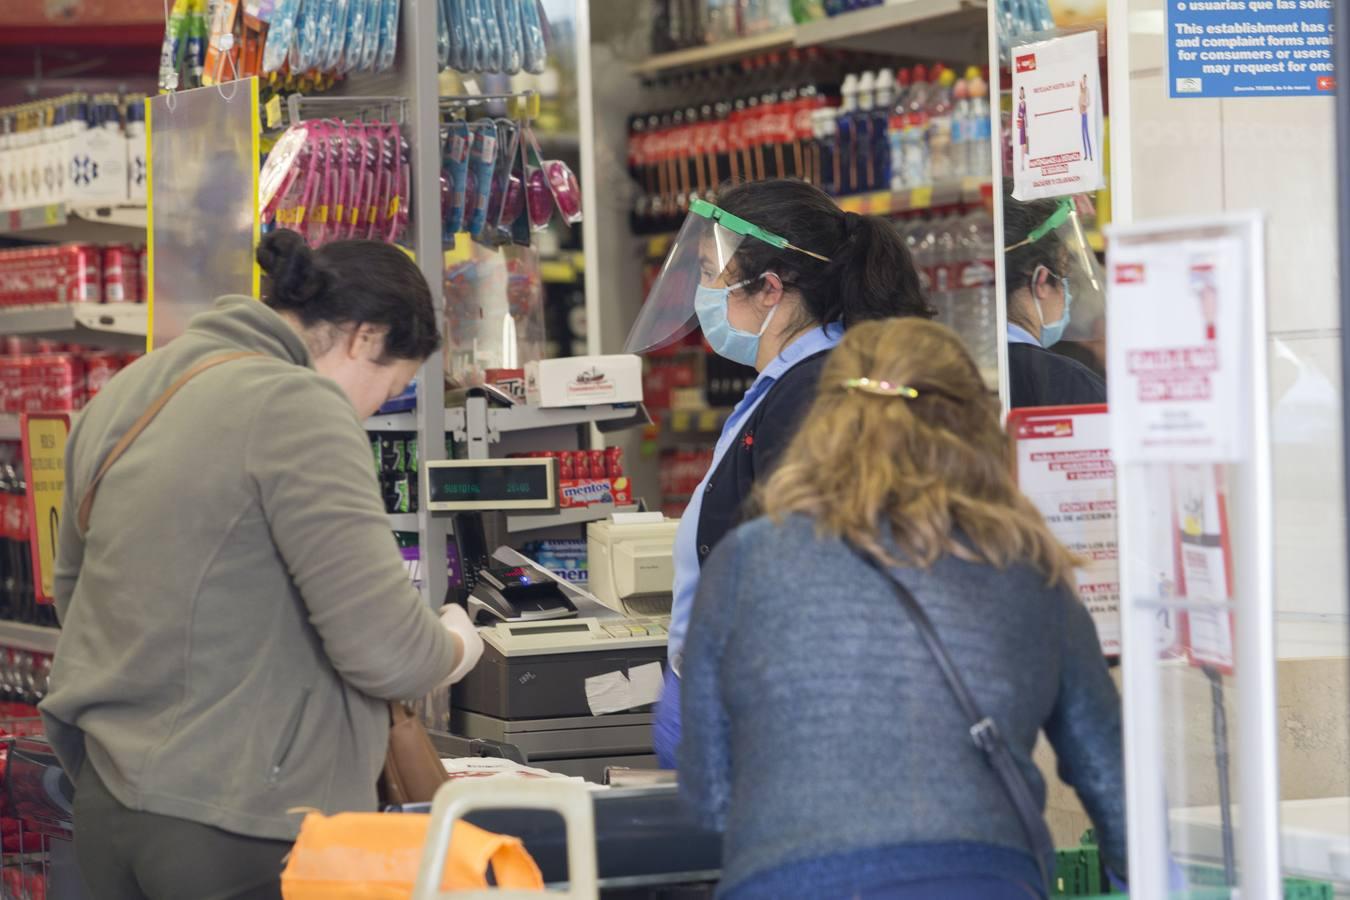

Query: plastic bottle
<box><xmin>814</xmin><ymin>107</ymin><xmax>838</xmax><ymax>195</ymax></box>
<box><xmin>956</xmin><ymin>209</ymin><xmax>998</xmax><ymax>379</ymax></box>
<box><xmin>888</xmin><ymin>68</ymin><xmax>911</xmax><ymax>192</ymax></box>
<box><xmin>706</xmin><ymin>0</ymin><xmax>736</xmax><ymax>43</ymax></box>
<box><xmin>855</xmin><ymin>71</ymin><xmax>876</xmax><ymax>192</ymax></box>
<box><xmin>872</xmin><ymin>69</ymin><xmax>895</xmax><ymax>193</ymax></box>
<box><xmin>965</xmin><ymin>66</ymin><xmax>993</xmax><ymax>182</ymax></box>
<box><xmin>837</xmin><ymin>73</ymin><xmax>859</xmax><ymax>195</ymax></box>
<box><xmin>927</xmin><ymin>65</ymin><xmax>957</xmax><ymax>183</ymax></box>
<box><xmin>901</xmin><ymin>64</ymin><xmax>931</xmax><ymax>189</ymax></box>
<box><xmin>951</xmin><ymin>72</ymin><xmax>971</xmax><ymax>179</ymax></box>
<box><xmin>909</xmin><ymin>217</ymin><xmax>937</xmax><ymax>306</ymax></box>
<box><xmin>931</xmin><ymin>211</ymin><xmax>959</xmax><ymax>326</ymax></box>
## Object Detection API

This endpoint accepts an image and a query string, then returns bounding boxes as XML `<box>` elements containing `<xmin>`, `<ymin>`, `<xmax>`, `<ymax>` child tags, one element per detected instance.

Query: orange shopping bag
<box><xmin>281</xmin><ymin>812</ymin><xmax>545</xmax><ymax>899</ymax></box>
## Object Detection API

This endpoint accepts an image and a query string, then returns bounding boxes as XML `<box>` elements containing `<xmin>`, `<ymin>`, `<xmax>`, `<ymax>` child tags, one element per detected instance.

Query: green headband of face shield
<box><xmin>690</xmin><ymin>198</ymin><xmax>833</xmax><ymax>263</ymax></box>
<box><xmin>1003</xmin><ymin>198</ymin><xmax>1074</xmax><ymax>253</ymax></box>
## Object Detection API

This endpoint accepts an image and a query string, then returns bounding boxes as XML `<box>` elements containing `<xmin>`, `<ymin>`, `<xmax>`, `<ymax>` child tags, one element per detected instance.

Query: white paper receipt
<box><xmin>584</xmin><ymin>662</ymin><xmax>666</xmax><ymax>716</ymax></box>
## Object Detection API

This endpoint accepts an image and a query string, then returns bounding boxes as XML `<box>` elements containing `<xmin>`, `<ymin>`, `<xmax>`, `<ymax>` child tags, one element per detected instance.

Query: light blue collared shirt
<box><xmin>667</xmin><ymin>323</ymin><xmax>845</xmax><ymax>674</ymax></box>
<box><xmin>1007</xmin><ymin>322</ymin><xmax>1042</xmax><ymax>347</ymax></box>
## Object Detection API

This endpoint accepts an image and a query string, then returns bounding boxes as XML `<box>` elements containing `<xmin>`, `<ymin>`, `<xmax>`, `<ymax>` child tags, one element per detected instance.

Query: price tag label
<box><xmin>910</xmin><ymin>186</ymin><xmax>934</xmax><ymax>210</ymax></box>
<box><xmin>265</xmin><ymin>95</ymin><xmax>283</xmax><ymax>129</ymax></box>
<box><xmin>698</xmin><ymin>410</ymin><xmax>720</xmax><ymax>432</ymax></box>
<box><xmin>672</xmin><ymin>411</ymin><xmax>692</xmax><ymax>433</ymax></box>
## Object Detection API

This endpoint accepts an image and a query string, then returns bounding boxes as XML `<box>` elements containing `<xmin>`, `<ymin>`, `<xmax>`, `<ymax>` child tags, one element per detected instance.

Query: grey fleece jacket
<box><xmin>40</xmin><ymin>296</ymin><xmax>457</xmax><ymax>841</ymax></box>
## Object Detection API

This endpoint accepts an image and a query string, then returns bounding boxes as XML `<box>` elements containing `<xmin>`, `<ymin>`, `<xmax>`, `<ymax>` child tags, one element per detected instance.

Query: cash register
<box><xmin>427</xmin><ymin>458</ymin><xmax>677</xmax><ymax>781</ymax></box>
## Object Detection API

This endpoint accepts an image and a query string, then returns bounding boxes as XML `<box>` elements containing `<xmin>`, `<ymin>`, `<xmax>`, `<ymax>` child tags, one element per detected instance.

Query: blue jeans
<box><xmin>652</xmin><ymin>666</ymin><xmax>681</xmax><ymax>769</ymax></box>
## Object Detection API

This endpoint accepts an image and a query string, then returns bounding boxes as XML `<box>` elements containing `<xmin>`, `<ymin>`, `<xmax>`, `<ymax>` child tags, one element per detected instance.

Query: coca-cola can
<box><xmin>85</xmin><ymin>353</ymin><xmax>121</xmax><ymax>399</ymax></box>
<box><xmin>103</xmin><ymin>245</ymin><xmax>135</xmax><ymax>303</ymax></box>
<box><xmin>137</xmin><ymin>245</ymin><xmax>149</xmax><ymax>302</ymax></box>
<box><xmin>68</xmin><ymin>244</ymin><xmax>102</xmax><ymax>303</ymax></box>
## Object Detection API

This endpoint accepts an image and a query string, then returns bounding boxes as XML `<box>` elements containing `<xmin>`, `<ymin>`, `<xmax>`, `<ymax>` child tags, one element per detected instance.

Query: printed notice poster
<box><xmin>1011</xmin><ymin>30</ymin><xmax>1105</xmax><ymax>201</ymax></box>
<box><xmin>1171</xmin><ymin>464</ymin><xmax>1236</xmax><ymax>673</ymax></box>
<box><xmin>1106</xmin><ymin>231</ymin><xmax>1248</xmax><ymax>463</ymax></box>
<box><xmin>1169</xmin><ymin>0</ymin><xmax>1335</xmax><ymax>99</ymax></box>
<box><xmin>1010</xmin><ymin>405</ymin><xmax>1119</xmax><ymax>656</ymax></box>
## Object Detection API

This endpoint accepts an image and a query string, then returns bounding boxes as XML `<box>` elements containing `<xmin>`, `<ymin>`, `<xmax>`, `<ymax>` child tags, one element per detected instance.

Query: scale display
<box><xmin>425</xmin><ymin>458</ymin><xmax>558</xmax><ymax>511</ymax></box>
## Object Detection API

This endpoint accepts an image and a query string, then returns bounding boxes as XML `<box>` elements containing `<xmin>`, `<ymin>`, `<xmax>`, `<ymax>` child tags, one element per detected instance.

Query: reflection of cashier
<box><xmin>1004</xmin><ymin>194</ymin><xmax>1106</xmax><ymax>409</ymax></box>
<box><xmin>623</xmin><ymin>180</ymin><xmax>933</xmax><ymax>769</ymax></box>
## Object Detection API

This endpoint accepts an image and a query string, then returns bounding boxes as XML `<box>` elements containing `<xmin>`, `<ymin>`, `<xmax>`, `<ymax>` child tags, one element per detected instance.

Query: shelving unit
<box><xmin>633</xmin><ymin>0</ymin><xmax>989</xmax><ymax>76</ymax></box>
<box><xmin>836</xmin><ymin>177</ymin><xmax>993</xmax><ymax>216</ymax></box>
<box><xmin>0</xmin><ymin>203</ymin><xmax>148</xmax><ymax>244</ymax></box>
<box><xmin>0</xmin><ymin>303</ymin><xmax>147</xmax><ymax>351</ymax></box>
<box><xmin>0</xmin><ymin>621</ymin><xmax>60</xmax><ymax>655</ymax></box>
<box><xmin>507</xmin><ymin>502</ymin><xmax>640</xmax><ymax>534</ymax></box>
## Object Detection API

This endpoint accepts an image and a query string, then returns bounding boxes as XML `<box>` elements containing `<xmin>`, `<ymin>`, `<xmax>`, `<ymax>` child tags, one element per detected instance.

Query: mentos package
<box><xmin>558</xmin><ymin>476</ymin><xmax>633</xmax><ymax>510</ymax></box>
<box><xmin>522</xmin><ymin>540</ymin><xmax>587</xmax><ymax>584</ymax></box>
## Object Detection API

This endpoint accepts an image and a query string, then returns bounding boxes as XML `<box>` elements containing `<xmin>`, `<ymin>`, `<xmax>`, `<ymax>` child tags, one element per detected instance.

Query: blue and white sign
<box><xmin>1168</xmin><ymin>0</ymin><xmax>1336</xmax><ymax>99</ymax></box>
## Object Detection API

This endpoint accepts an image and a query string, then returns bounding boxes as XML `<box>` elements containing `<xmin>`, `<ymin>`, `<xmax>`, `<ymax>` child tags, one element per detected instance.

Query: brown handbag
<box><xmin>79</xmin><ymin>351</ymin><xmax>450</xmax><ymax>806</ymax></box>
<box><xmin>379</xmin><ymin>702</ymin><xmax>450</xmax><ymax>806</ymax></box>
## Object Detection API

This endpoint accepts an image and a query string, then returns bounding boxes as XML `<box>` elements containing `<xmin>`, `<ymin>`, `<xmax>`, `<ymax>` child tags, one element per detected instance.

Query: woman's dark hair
<box><xmin>1003</xmin><ymin>191</ymin><xmax>1069</xmax><ymax>331</ymax></box>
<box><xmin>256</xmin><ymin>230</ymin><xmax>441</xmax><ymax>361</ymax></box>
<box><xmin>716</xmin><ymin>179</ymin><xmax>934</xmax><ymax>335</ymax></box>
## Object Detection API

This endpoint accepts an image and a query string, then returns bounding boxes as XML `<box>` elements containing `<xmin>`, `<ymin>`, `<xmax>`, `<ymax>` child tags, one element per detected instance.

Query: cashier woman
<box><xmin>42</xmin><ymin>231</ymin><xmax>484</xmax><ymax>899</ymax></box>
<box><xmin>623</xmin><ymin>179</ymin><xmax>934</xmax><ymax>766</ymax></box>
<box><xmin>1004</xmin><ymin>192</ymin><xmax>1107</xmax><ymax>409</ymax></box>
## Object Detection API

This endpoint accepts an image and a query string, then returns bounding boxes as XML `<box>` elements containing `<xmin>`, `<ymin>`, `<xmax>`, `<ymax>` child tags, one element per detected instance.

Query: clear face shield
<box><xmin>623</xmin><ymin>198</ymin><xmax>829</xmax><ymax>354</ymax></box>
<box><xmin>1006</xmin><ymin>197</ymin><xmax>1106</xmax><ymax>346</ymax></box>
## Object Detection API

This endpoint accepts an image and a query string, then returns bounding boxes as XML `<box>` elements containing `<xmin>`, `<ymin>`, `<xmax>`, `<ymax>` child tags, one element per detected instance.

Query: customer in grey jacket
<box><xmin>41</xmin><ymin>231</ymin><xmax>484</xmax><ymax>900</ymax></box>
<box><xmin>681</xmin><ymin>318</ymin><xmax>1126</xmax><ymax>899</ymax></box>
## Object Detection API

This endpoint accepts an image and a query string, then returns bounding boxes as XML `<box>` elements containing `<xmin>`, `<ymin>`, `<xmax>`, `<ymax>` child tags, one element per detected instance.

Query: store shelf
<box><xmin>388</xmin><ymin>513</ymin><xmax>420</xmax><ymax>532</ymax></box>
<box><xmin>633</xmin><ymin>27</ymin><xmax>794</xmax><ymax>77</ymax></box>
<box><xmin>1</xmin><ymin>203</ymin><xmax>148</xmax><ymax>243</ymax></box>
<box><xmin>0</xmin><ymin>303</ymin><xmax>147</xmax><ymax>350</ymax></box>
<box><xmin>365</xmin><ymin>411</ymin><xmax>418</xmax><ymax>431</ymax></box>
<box><xmin>0</xmin><ymin>621</ymin><xmax>60</xmax><ymax>654</ymax></box>
<box><xmin>836</xmin><ymin>177</ymin><xmax>992</xmax><ymax>216</ymax></box>
<box><xmin>658</xmin><ymin>407</ymin><xmax>732</xmax><ymax>448</ymax></box>
<box><xmin>507</xmin><ymin>503</ymin><xmax>640</xmax><ymax>534</ymax></box>
<box><xmin>633</xmin><ymin>0</ymin><xmax>988</xmax><ymax>76</ymax></box>
<box><xmin>487</xmin><ymin>402</ymin><xmax>651</xmax><ymax>435</ymax></box>
<box><xmin>793</xmin><ymin>0</ymin><xmax>987</xmax><ymax>60</ymax></box>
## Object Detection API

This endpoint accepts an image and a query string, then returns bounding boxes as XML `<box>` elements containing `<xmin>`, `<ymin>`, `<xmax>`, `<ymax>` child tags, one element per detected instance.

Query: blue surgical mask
<box><xmin>694</xmin><ymin>274</ymin><xmax>778</xmax><ymax>367</ymax></box>
<box><xmin>1035</xmin><ymin>274</ymin><xmax>1072</xmax><ymax>347</ymax></box>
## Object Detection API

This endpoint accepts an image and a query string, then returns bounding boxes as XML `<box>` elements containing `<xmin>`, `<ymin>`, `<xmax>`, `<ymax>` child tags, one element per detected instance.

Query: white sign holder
<box><xmin>1107</xmin><ymin>212</ymin><xmax>1279</xmax><ymax>900</ymax></box>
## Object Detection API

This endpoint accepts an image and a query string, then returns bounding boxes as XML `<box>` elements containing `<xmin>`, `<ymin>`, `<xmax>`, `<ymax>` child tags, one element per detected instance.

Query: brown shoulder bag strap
<box><xmin>77</xmin><ymin>351</ymin><xmax>263</xmax><ymax>536</ymax></box>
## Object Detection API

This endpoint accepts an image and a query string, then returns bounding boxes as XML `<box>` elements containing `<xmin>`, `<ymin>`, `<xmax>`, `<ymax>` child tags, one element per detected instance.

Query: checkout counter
<box><xmin>429</xmin><ymin>456</ymin><xmax>681</xmax><ymax>782</ymax></box>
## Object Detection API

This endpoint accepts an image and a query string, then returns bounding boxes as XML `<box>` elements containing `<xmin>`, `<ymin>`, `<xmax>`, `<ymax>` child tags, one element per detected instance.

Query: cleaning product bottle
<box><xmin>927</xmin><ymin>65</ymin><xmax>957</xmax><ymax>183</ymax></box>
<box><xmin>855</xmin><ymin>71</ymin><xmax>876</xmax><ymax>192</ymax></box>
<box><xmin>872</xmin><ymin>69</ymin><xmax>895</xmax><ymax>193</ymax></box>
<box><xmin>837</xmin><ymin>72</ymin><xmax>859</xmax><ymax>195</ymax></box>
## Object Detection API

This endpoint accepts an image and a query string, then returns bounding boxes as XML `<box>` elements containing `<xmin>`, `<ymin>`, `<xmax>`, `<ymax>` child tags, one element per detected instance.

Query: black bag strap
<box><xmin>853</xmin><ymin>547</ymin><xmax>1055</xmax><ymax>894</ymax></box>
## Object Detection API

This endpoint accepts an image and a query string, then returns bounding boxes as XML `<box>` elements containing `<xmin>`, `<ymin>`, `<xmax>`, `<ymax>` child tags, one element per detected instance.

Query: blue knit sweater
<box><xmin>679</xmin><ymin>514</ymin><xmax>1127</xmax><ymax>897</ymax></box>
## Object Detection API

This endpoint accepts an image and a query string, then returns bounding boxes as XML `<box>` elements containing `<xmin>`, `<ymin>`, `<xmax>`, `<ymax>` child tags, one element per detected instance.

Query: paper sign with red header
<box><xmin>1008</xmin><ymin>404</ymin><xmax>1120</xmax><ymax>656</ymax></box>
<box><xmin>20</xmin><ymin>413</ymin><xmax>69</xmax><ymax>605</ymax></box>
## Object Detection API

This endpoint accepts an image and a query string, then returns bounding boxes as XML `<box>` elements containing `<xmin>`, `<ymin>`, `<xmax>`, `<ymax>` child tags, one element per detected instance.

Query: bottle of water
<box><xmin>932</xmin><ymin>212</ymin><xmax>960</xmax><ymax>327</ymax></box>
<box><xmin>956</xmin><ymin>210</ymin><xmax>998</xmax><ymax>380</ymax></box>
<box><xmin>926</xmin><ymin>65</ymin><xmax>957</xmax><ymax>183</ymax></box>
<box><xmin>965</xmin><ymin>66</ymin><xmax>993</xmax><ymax>182</ymax></box>
<box><xmin>951</xmin><ymin>71</ymin><xmax>971</xmax><ymax>179</ymax></box>
<box><xmin>901</xmin><ymin>64</ymin><xmax>931</xmax><ymax>188</ymax></box>
<box><xmin>889</xmin><ymin>67</ymin><xmax>911</xmax><ymax>191</ymax></box>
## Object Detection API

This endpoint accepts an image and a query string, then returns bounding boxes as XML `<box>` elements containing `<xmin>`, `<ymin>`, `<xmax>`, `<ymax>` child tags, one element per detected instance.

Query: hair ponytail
<box><xmin>716</xmin><ymin>179</ymin><xmax>935</xmax><ymax>336</ymax></box>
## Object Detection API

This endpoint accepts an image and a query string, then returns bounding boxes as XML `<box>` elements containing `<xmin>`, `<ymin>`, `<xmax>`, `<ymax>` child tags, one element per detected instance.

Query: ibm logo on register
<box><xmin>1176</xmin><ymin>78</ymin><xmax>1203</xmax><ymax>94</ymax></box>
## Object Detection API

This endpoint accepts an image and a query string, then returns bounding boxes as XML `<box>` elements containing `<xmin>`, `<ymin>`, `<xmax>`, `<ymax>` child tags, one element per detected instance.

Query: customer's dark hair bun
<box><xmin>257</xmin><ymin>229</ymin><xmax>441</xmax><ymax>362</ymax></box>
<box><xmin>256</xmin><ymin>230</ymin><xmax>331</xmax><ymax>311</ymax></box>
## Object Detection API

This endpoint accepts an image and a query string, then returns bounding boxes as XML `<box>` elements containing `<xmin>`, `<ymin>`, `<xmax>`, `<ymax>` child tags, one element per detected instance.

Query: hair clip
<box><xmin>842</xmin><ymin>377</ymin><xmax>919</xmax><ymax>399</ymax></box>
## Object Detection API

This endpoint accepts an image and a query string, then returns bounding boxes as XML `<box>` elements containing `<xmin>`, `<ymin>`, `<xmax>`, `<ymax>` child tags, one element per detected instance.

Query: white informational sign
<box><xmin>1011</xmin><ymin>30</ymin><xmax>1105</xmax><ymax>200</ymax></box>
<box><xmin>1106</xmin><ymin>231</ymin><xmax>1248</xmax><ymax>463</ymax></box>
<box><xmin>1010</xmin><ymin>405</ymin><xmax>1119</xmax><ymax>655</ymax></box>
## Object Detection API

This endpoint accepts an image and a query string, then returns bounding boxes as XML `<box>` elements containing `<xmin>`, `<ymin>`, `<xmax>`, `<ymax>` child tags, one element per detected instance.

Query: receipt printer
<box><xmin>468</xmin><ymin>562</ymin><xmax>577</xmax><ymax>624</ymax></box>
<box><xmin>587</xmin><ymin>517</ymin><xmax>679</xmax><ymax>617</ymax></box>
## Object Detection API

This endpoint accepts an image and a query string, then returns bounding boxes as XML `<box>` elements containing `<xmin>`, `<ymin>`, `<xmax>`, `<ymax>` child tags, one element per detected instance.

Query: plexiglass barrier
<box><xmin>147</xmin><ymin>80</ymin><xmax>260</xmax><ymax>349</ymax></box>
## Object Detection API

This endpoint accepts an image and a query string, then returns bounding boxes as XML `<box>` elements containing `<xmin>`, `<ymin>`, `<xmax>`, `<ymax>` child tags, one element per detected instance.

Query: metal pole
<box><xmin>1334</xmin><ymin>0</ymin><xmax>1350</xmax><ymax>763</ymax></box>
<box><xmin>406</xmin><ymin>0</ymin><xmax>449</xmax><ymax>615</ymax></box>
<box><xmin>1204</xmin><ymin>665</ymin><xmax>1236</xmax><ymax>886</ymax></box>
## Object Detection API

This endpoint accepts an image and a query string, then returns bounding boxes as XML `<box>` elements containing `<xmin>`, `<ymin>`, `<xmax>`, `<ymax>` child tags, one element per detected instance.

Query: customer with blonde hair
<box><xmin>679</xmin><ymin>318</ymin><xmax>1125</xmax><ymax>899</ymax></box>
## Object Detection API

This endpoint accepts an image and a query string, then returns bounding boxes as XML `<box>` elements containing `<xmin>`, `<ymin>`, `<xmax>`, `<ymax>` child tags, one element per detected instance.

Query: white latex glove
<box><xmin>439</xmin><ymin>604</ymin><xmax>485</xmax><ymax>685</ymax></box>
